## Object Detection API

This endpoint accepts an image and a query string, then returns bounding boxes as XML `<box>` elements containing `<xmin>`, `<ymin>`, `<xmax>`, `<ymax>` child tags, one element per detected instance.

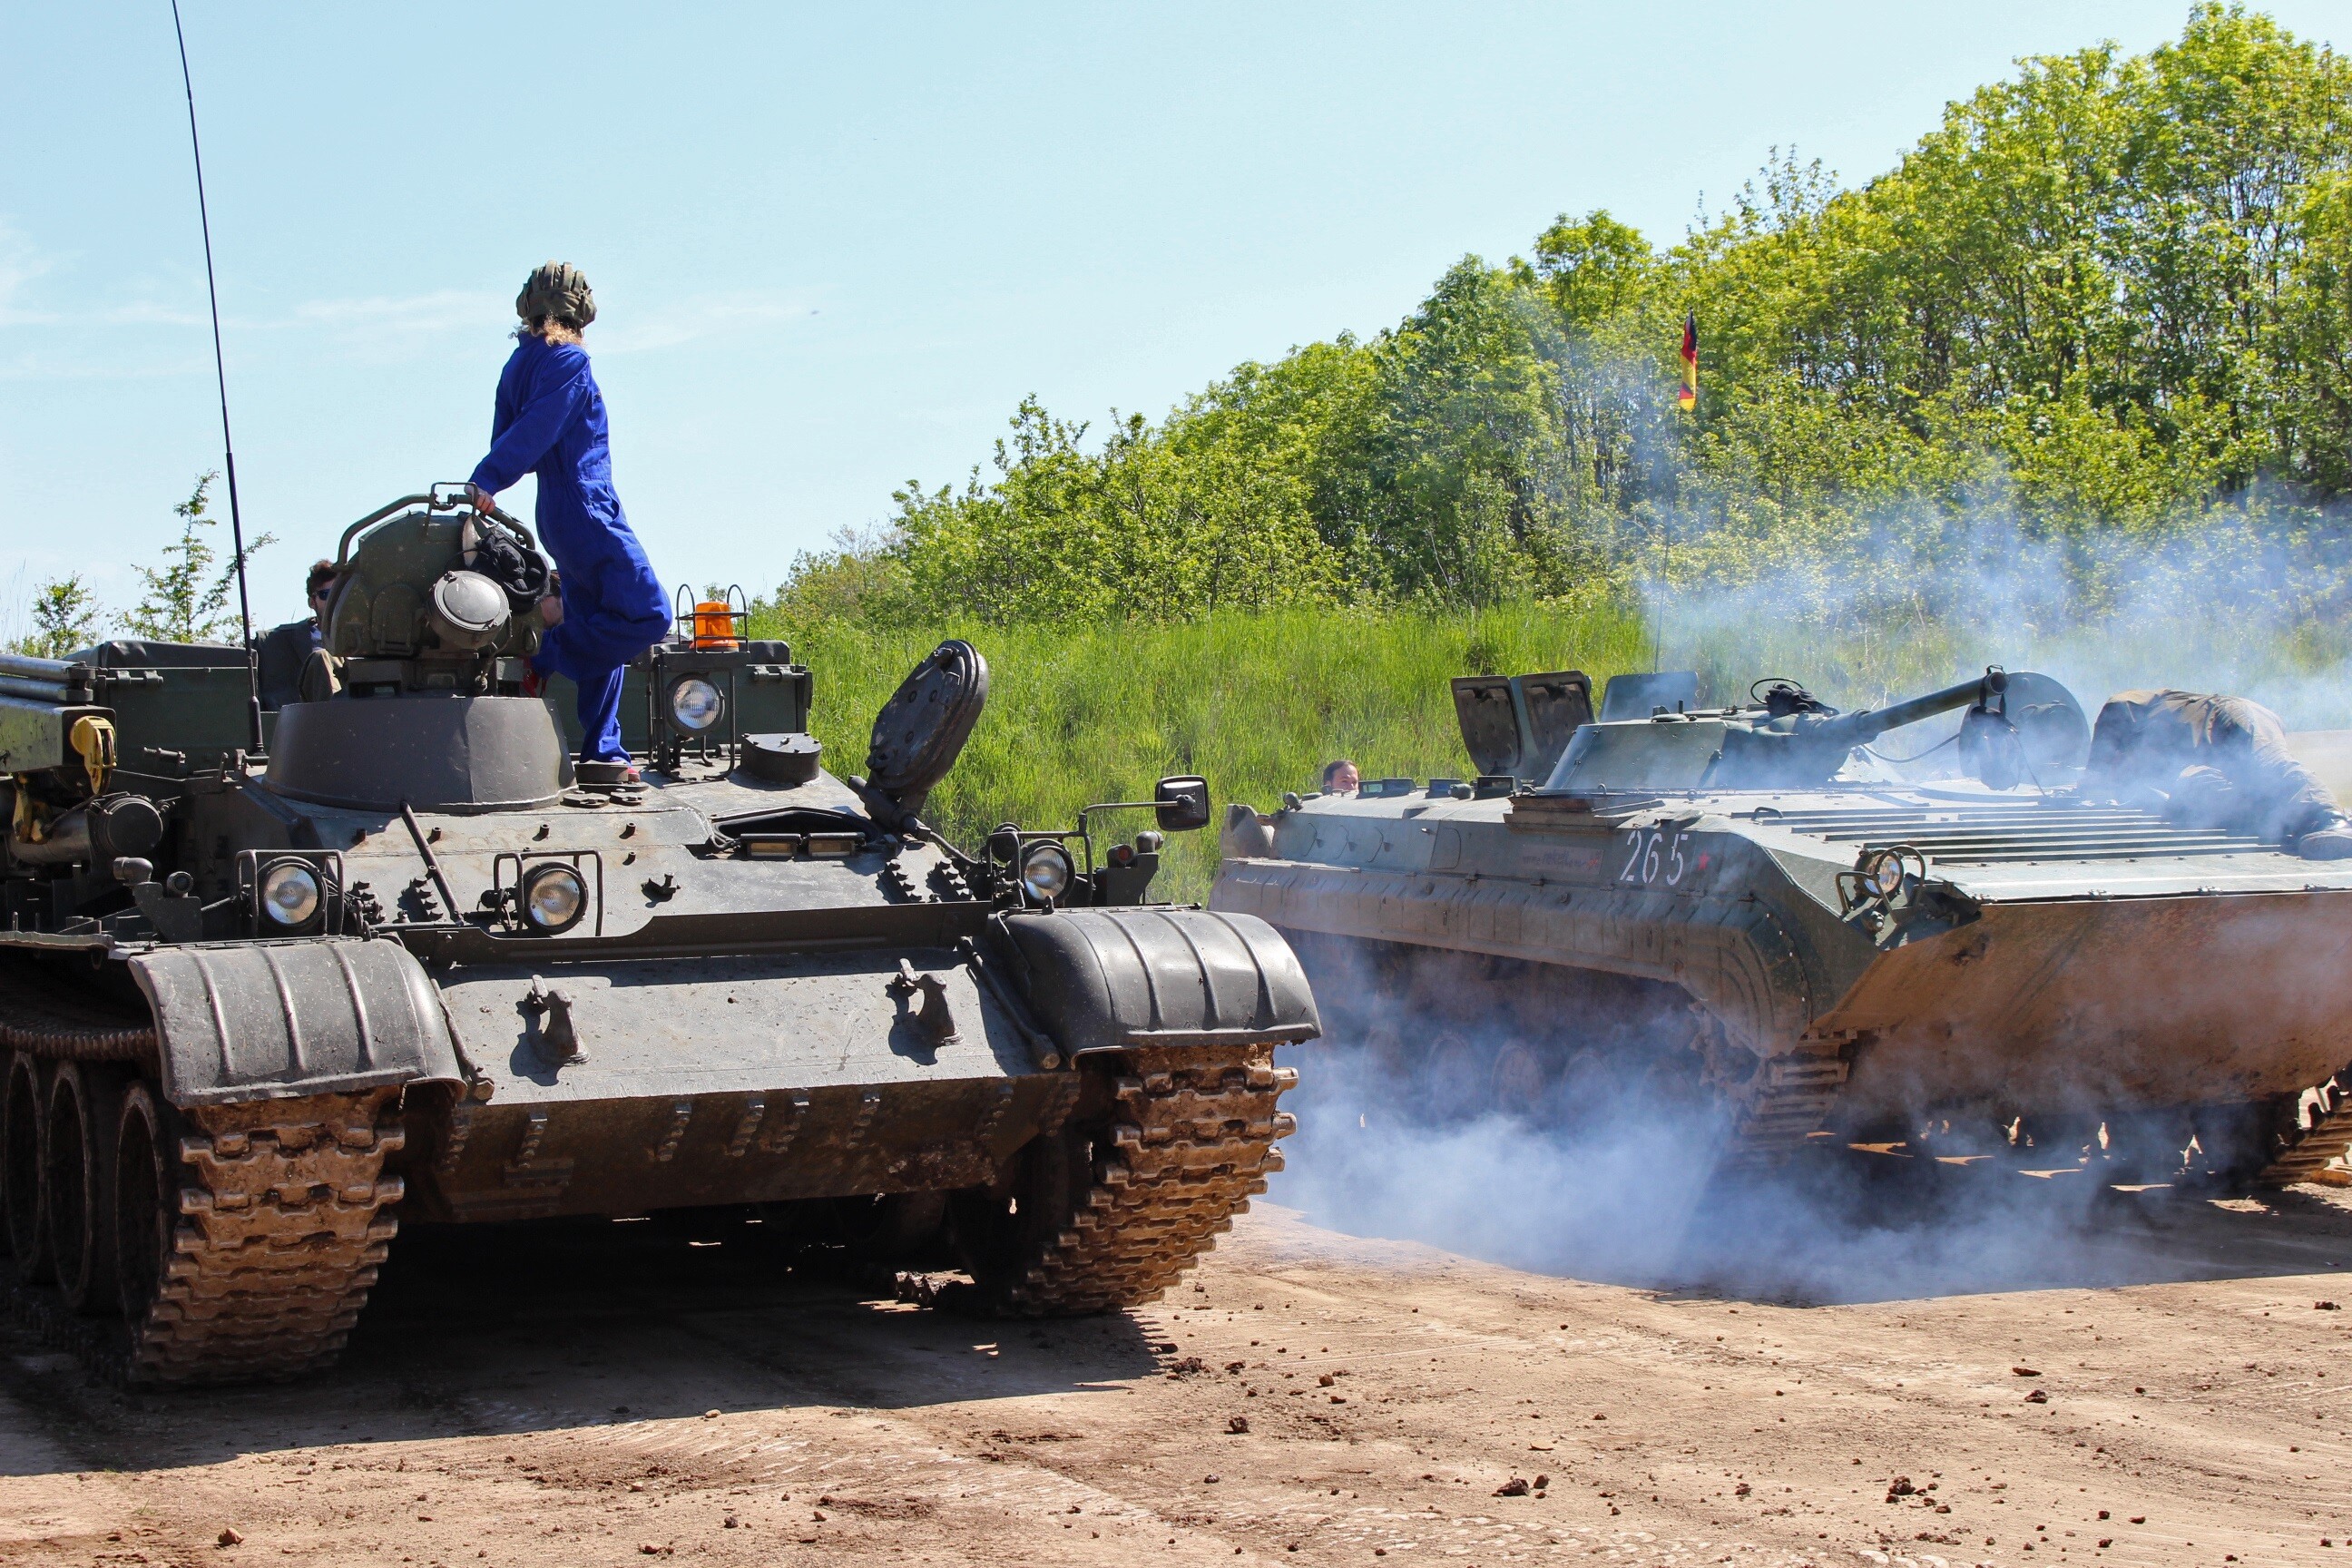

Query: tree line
<box><xmin>773</xmin><ymin>5</ymin><xmax>2352</xmax><ymax>629</ymax></box>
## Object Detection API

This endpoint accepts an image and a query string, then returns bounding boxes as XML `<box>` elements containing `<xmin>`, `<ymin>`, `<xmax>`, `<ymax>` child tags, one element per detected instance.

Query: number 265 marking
<box><xmin>1618</xmin><ymin>828</ymin><xmax>1690</xmax><ymax>887</ymax></box>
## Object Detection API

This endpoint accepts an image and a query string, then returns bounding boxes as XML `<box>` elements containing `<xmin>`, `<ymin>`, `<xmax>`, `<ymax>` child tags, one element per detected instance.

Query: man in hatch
<box><xmin>253</xmin><ymin>557</ymin><xmax>337</xmax><ymax>710</ymax></box>
<box><xmin>466</xmin><ymin>262</ymin><xmax>669</xmax><ymax>781</ymax></box>
<box><xmin>2081</xmin><ymin>689</ymin><xmax>2352</xmax><ymax>859</ymax></box>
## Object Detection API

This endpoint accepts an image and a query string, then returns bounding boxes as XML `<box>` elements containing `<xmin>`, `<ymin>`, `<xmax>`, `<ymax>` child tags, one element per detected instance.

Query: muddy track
<box><xmin>130</xmin><ymin>1089</ymin><xmax>407</xmax><ymax>1385</ymax></box>
<box><xmin>1004</xmin><ymin>1044</ymin><xmax>1298</xmax><ymax>1314</ymax></box>
<box><xmin>2261</xmin><ymin>1070</ymin><xmax>2352</xmax><ymax>1188</ymax></box>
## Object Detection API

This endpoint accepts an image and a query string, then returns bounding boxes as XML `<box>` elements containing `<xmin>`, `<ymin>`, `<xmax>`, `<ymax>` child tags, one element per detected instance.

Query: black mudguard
<box><xmin>127</xmin><ymin>937</ymin><xmax>465</xmax><ymax>1107</ymax></box>
<box><xmin>996</xmin><ymin>907</ymin><xmax>1320</xmax><ymax>1057</ymax></box>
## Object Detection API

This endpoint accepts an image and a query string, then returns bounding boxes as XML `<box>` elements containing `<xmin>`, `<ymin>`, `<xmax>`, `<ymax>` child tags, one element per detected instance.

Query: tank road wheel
<box><xmin>1422</xmin><ymin>1032</ymin><xmax>1493</xmax><ymax>1122</ymax></box>
<box><xmin>113</xmin><ymin>1082</ymin><xmax>174</xmax><ymax>1327</ymax></box>
<box><xmin>44</xmin><ymin>1061</ymin><xmax>125</xmax><ymax>1315</ymax></box>
<box><xmin>112</xmin><ymin>1086</ymin><xmax>407</xmax><ymax>1385</ymax></box>
<box><xmin>2</xmin><ymin>1053</ymin><xmax>50</xmax><ymax>1279</ymax></box>
<box><xmin>950</xmin><ymin>1043</ymin><xmax>1298</xmax><ymax>1316</ymax></box>
<box><xmin>1489</xmin><ymin>1039</ymin><xmax>1551</xmax><ymax>1114</ymax></box>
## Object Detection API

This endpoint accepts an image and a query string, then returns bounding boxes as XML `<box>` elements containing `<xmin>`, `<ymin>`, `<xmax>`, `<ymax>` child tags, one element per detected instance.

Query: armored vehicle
<box><xmin>1214</xmin><ymin>664</ymin><xmax>2352</xmax><ymax>1187</ymax></box>
<box><xmin>0</xmin><ymin>487</ymin><xmax>1315</xmax><ymax>1384</ymax></box>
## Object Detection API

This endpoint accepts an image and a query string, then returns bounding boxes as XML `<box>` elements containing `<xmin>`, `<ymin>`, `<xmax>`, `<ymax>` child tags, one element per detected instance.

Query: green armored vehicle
<box><xmin>0</xmin><ymin>487</ymin><xmax>1315</xmax><ymax>1383</ymax></box>
<box><xmin>1213</xmin><ymin>664</ymin><xmax>2352</xmax><ymax>1187</ymax></box>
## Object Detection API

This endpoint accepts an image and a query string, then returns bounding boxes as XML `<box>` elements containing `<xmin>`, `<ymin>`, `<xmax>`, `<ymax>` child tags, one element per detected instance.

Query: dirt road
<box><xmin>2</xmin><ymin>1173</ymin><xmax>2348</xmax><ymax>1568</ymax></box>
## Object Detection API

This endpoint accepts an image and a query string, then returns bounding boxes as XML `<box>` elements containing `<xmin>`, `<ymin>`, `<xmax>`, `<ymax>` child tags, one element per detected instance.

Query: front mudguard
<box><xmin>127</xmin><ymin>937</ymin><xmax>465</xmax><ymax>1107</ymax></box>
<box><xmin>994</xmin><ymin>906</ymin><xmax>1320</xmax><ymax>1058</ymax></box>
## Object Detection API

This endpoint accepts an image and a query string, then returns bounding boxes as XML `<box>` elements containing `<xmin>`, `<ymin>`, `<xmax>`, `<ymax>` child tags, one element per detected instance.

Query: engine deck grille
<box><xmin>1744</xmin><ymin>800</ymin><xmax>2270</xmax><ymax>865</ymax></box>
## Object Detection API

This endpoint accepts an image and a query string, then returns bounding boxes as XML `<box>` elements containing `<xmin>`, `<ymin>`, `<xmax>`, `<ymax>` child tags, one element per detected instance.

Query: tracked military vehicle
<box><xmin>0</xmin><ymin>486</ymin><xmax>1315</xmax><ymax>1384</ymax></box>
<box><xmin>1214</xmin><ymin>664</ymin><xmax>2352</xmax><ymax>1187</ymax></box>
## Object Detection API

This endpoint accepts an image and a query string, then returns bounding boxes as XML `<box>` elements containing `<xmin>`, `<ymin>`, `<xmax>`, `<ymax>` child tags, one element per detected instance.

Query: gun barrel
<box><xmin>0</xmin><ymin>652</ymin><xmax>87</xmax><ymax>686</ymax></box>
<box><xmin>0</xmin><ymin>675</ymin><xmax>80</xmax><ymax>706</ymax></box>
<box><xmin>1819</xmin><ymin>671</ymin><xmax>2006</xmax><ymax>748</ymax></box>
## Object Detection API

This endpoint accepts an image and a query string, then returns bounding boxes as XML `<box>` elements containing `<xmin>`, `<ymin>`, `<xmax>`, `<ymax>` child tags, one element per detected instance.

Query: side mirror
<box><xmin>1154</xmin><ymin>775</ymin><xmax>1211</xmax><ymax>833</ymax></box>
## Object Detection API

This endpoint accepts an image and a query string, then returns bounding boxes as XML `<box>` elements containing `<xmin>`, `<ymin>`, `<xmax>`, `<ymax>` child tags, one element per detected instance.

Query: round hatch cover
<box><xmin>429</xmin><ymin>569</ymin><xmax>512</xmax><ymax>648</ymax></box>
<box><xmin>741</xmin><ymin>730</ymin><xmax>823</xmax><ymax>786</ymax></box>
<box><xmin>867</xmin><ymin>639</ymin><xmax>988</xmax><ymax>798</ymax></box>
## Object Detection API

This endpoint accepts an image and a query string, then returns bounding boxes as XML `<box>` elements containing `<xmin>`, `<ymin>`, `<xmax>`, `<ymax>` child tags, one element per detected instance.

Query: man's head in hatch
<box><xmin>305</xmin><ymin>559</ymin><xmax>336</xmax><ymax>629</ymax></box>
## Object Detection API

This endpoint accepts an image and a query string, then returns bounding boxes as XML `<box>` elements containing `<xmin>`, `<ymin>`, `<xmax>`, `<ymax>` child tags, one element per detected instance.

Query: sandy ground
<box><xmin>1</xmin><ymin>1171</ymin><xmax>2348</xmax><ymax>1568</ymax></box>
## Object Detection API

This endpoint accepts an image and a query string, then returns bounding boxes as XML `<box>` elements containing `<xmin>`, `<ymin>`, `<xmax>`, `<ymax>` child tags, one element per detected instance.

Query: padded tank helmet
<box><xmin>516</xmin><ymin>261</ymin><xmax>596</xmax><ymax>328</ymax></box>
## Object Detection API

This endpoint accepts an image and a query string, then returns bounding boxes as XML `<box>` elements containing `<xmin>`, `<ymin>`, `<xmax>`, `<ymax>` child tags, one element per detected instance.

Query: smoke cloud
<box><xmin>1265</xmin><ymin>1033</ymin><xmax>2352</xmax><ymax>1305</ymax></box>
<box><xmin>1643</xmin><ymin>501</ymin><xmax>2352</xmax><ymax>732</ymax></box>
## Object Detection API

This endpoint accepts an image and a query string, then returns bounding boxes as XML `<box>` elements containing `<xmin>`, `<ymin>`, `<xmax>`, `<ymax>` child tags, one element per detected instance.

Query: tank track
<box><xmin>129</xmin><ymin>1090</ymin><xmax>407</xmax><ymax>1384</ymax></box>
<box><xmin>1721</xmin><ymin>1042</ymin><xmax>1852</xmax><ymax>1165</ymax></box>
<box><xmin>1001</xmin><ymin>1043</ymin><xmax>1298</xmax><ymax>1315</ymax></box>
<box><xmin>2258</xmin><ymin>1071</ymin><xmax>2352</xmax><ymax>1189</ymax></box>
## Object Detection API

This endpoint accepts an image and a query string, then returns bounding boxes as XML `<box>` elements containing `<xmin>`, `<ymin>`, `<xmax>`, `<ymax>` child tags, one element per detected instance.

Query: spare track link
<box><xmin>1720</xmin><ymin>1041</ymin><xmax>1850</xmax><ymax>1167</ymax></box>
<box><xmin>130</xmin><ymin>1088</ymin><xmax>406</xmax><ymax>1385</ymax></box>
<box><xmin>2258</xmin><ymin>1071</ymin><xmax>2352</xmax><ymax>1189</ymax></box>
<box><xmin>1004</xmin><ymin>1043</ymin><xmax>1298</xmax><ymax>1316</ymax></box>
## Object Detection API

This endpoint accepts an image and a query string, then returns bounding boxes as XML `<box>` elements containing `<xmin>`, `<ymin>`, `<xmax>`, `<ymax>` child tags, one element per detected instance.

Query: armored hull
<box><xmin>0</xmin><ymin>491</ymin><xmax>1317</xmax><ymax>1383</ymax></box>
<box><xmin>1214</xmin><ymin>671</ymin><xmax>2352</xmax><ymax>1186</ymax></box>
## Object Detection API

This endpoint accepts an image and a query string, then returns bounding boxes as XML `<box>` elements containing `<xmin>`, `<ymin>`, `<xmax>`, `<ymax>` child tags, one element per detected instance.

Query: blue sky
<box><xmin>2</xmin><ymin>2</ymin><xmax>2341</xmax><ymax>633</ymax></box>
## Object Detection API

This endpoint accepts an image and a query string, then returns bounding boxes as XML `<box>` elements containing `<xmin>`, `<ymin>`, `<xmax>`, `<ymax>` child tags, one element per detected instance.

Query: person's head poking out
<box><xmin>515</xmin><ymin>261</ymin><xmax>596</xmax><ymax>343</ymax></box>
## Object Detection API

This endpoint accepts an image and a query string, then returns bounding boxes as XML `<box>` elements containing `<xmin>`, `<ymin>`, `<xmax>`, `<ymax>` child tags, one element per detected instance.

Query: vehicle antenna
<box><xmin>1651</xmin><ymin>520</ymin><xmax>1667</xmax><ymax>673</ymax></box>
<box><xmin>171</xmin><ymin>0</ymin><xmax>263</xmax><ymax>753</ymax></box>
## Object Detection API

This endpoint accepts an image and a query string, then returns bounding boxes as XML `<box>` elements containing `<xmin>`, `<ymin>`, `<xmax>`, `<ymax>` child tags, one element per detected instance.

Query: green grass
<box><xmin>752</xmin><ymin>600</ymin><xmax>1651</xmax><ymax>904</ymax></box>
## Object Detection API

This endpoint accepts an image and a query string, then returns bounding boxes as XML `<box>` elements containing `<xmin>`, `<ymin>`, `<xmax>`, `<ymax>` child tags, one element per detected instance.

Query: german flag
<box><xmin>1677</xmin><ymin>311</ymin><xmax>1698</xmax><ymax>412</ymax></box>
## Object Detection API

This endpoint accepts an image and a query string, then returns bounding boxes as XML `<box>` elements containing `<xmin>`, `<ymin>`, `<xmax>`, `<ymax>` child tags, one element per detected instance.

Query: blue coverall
<box><xmin>469</xmin><ymin>334</ymin><xmax>670</xmax><ymax>762</ymax></box>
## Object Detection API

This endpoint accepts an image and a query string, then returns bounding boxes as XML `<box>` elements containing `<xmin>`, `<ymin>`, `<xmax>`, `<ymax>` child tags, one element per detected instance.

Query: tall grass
<box><xmin>752</xmin><ymin>599</ymin><xmax>1651</xmax><ymax>903</ymax></box>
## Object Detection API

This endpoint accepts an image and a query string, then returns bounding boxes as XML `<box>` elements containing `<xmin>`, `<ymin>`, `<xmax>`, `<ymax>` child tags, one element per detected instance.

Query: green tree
<box><xmin>791</xmin><ymin>8</ymin><xmax>2352</xmax><ymax>625</ymax></box>
<box><xmin>9</xmin><ymin>574</ymin><xmax>104</xmax><ymax>660</ymax></box>
<box><xmin>125</xmin><ymin>473</ymin><xmax>275</xmax><ymax>645</ymax></box>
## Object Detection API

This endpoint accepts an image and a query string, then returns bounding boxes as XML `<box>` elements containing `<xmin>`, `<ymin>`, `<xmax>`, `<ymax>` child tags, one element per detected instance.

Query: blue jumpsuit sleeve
<box><xmin>467</xmin><ymin>354</ymin><xmax>594</xmax><ymax>495</ymax></box>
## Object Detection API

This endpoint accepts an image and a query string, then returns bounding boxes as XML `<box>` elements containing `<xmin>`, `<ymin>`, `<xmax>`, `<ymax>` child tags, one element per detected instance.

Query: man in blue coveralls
<box><xmin>466</xmin><ymin>261</ymin><xmax>670</xmax><ymax>780</ymax></box>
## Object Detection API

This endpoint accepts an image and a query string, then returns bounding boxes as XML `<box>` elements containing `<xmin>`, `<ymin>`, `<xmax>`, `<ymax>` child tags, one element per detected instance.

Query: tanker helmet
<box><xmin>516</xmin><ymin>261</ymin><xmax>596</xmax><ymax>328</ymax></box>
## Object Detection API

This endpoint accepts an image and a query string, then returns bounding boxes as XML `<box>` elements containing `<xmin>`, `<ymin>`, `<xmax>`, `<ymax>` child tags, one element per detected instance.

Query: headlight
<box><xmin>1020</xmin><ymin>842</ymin><xmax>1073</xmax><ymax>904</ymax></box>
<box><xmin>1859</xmin><ymin>848</ymin><xmax>1907</xmax><ymax>900</ymax></box>
<box><xmin>669</xmin><ymin>676</ymin><xmax>724</xmax><ymax>731</ymax></box>
<box><xmin>522</xmin><ymin>863</ymin><xmax>588</xmax><ymax>933</ymax></box>
<box><xmin>259</xmin><ymin>861</ymin><xmax>321</xmax><ymax>926</ymax></box>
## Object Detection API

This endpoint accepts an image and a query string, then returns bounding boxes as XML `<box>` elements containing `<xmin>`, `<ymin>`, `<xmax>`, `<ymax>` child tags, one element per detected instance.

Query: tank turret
<box><xmin>1545</xmin><ymin>666</ymin><xmax>2089</xmax><ymax>794</ymax></box>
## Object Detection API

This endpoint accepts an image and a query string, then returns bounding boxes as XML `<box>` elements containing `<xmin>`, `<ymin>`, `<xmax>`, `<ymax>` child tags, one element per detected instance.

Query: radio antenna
<box><xmin>171</xmin><ymin>0</ymin><xmax>263</xmax><ymax>753</ymax></box>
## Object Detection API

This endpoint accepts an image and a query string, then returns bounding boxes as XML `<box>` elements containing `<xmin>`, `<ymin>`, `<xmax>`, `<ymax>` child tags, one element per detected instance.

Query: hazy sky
<box><xmin>2</xmin><ymin>3</ymin><xmax>2340</xmax><ymax>631</ymax></box>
